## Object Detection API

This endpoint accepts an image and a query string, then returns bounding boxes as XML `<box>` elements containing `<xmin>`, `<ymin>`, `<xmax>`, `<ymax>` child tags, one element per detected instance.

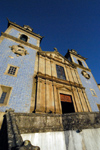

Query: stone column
<box><xmin>36</xmin><ymin>78</ymin><xmax>46</xmax><ymax>113</ymax></box>
<box><xmin>45</xmin><ymin>57</ymin><xmax>51</xmax><ymax>76</ymax></box>
<box><xmin>71</xmin><ymin>88</ymin><xmax>78</xmax><ymax>112</ymax></box>
<box><xmin>51</xmin><ymin>60</ymin><xmax>57</xmax><ymax>77</ymax></box>
<box><xmin>64</xmin><ymin>65</ymin><xmax>69</xmax><ymax>81</ymax></box>
<box><xmin>53</xmin><ymin>83</ymin><xmax>61</xmax><ymax>114</ymax></box>
<box><xmin>75</xmin><ymin>69</ymin><xmax>82</xmax><ymax>84</ymax></box>
<box><xmin>46</xmin><ymin>80</ymin><xmax>54</xmax><ymax>113</ymax></box>
<box><xmin>72</xmin><ymin>69</ymin><xmax>79</xmax><ymax>83</ymax></box>
<box><xmin>82</xmin><ymin>89</ymin><xmax>92</xmax><ymax>112</ymax></box>
<box><xmin>39</xmin><ymin>55</ymin><xmax>45</xmax><ymax>74</ymax></box>
<box><xmin>66</xmin><ymin>67</ymin><xmax>73</xmax><ymax>82</ymax></box>
<box><xmin>72</xmin><ymin>87</ymin><xmax>83</xmax><ymax>112</ymax></box>
<box><xmin>78</xmin><ymin>88</ymin><xmax>89</xmax><ymax>112</ymax></box>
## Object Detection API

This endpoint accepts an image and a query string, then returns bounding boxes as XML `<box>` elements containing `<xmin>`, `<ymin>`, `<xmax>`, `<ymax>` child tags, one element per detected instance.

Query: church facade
<box><xmin>0</xmin><ymin>20</ymin><xmax>100</xmax><ymax>117</ymax></box>
<box><xmin>0</xmin><ymin>20</ymin><xmax>100</xmax><ymax>150</ymax></box>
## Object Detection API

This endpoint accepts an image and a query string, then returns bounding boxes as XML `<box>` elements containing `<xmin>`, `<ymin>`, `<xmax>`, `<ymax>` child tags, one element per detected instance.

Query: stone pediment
<box><xmin>38</xmin><ymin>50</ymin><xmax>74</xmax><ymax>67</ymax></box>
<box><xmin>57</xmin><ymin>86</ymin><xmax>72</xmax><ymax>91</ymax></box>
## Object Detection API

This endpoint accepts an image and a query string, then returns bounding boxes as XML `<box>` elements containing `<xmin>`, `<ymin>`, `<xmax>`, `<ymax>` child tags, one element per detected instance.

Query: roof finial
<box><xmin>7</xmin><ymin>17</ymin><xmax>10</xmax><ymax>22</ymax></box>
<box><xmin>54</xmin><ymin>47</ymin><xmax>58</xmax><ymax>52</ymax></box>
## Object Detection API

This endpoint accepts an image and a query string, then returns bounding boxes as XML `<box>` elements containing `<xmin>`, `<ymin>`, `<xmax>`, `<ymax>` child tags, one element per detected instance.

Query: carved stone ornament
<box><xmin>9</xmin><ymin>44</ymin><xmax>29</xmax><ymax>57</ymax></box>
<box><xmin>71</xmin><ymin>49</ymin><xmax>77</xmax><ymax>54</ymax></box>
<box><xmin>81</xmin><ymin>70</ymin><xmax>90</xmax><ymax>79</ymax></box>
<box><xmin>54</xmin><ymin>47</ymin><xmax>58</xmax><ymax>52</ymax></box>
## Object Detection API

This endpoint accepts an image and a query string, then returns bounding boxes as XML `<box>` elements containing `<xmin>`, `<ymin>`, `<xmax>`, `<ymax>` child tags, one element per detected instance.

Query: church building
<box><xmin>0</xmin><ymin>20</ymin><xmax>100</xmax><ymax>150</ymax></box>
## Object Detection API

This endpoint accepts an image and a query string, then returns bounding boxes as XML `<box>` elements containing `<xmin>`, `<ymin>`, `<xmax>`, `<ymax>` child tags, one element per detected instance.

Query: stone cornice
<box><xmin>38</xmin><ymin>52</ymin><xmax>76</xmax><ymax>68</ymax></box>
<box><xmin>73</xmin><ymin>63</ymin><xmax>91</xmax><ymax>72</ymax></box>
<box><xmin>66</xmin><ymin>50</ymin><xmax>87</xmax><ymax>60</ymax></box>
<box><xmin>8</xmin><ymin>20</ymin><xmax>43</xmax><ymax>40</ymax></box>
<box><xmin>1</xmin><ymin>32</ymin><xmax>41</xmax><ymax>51</ymax></box>
<box><xmin>36</xmin><ymin>72</ymin><xmax>85</xmax><ymax>89</ymax></box>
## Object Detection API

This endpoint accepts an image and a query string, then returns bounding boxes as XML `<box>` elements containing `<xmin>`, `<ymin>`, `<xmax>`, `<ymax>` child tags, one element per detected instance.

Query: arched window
<box><xmin>77</xmin><ymin>60</ymin><xmax>83</xmax><ymax>66</ymax></box>
<box><xmin>20</xmin><ymin>34</ymin><xmax>28</xmax><ymax>42</ymax></box>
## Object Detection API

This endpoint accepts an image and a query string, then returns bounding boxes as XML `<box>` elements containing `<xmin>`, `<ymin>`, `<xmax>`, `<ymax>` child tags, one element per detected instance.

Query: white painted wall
<box><xmin>21</xmin><ymin>128</ymin><xmax>100</xmax><ymax>150</ymax></box>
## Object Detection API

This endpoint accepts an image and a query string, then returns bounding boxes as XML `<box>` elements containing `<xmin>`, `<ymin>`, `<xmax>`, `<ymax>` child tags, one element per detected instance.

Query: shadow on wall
<box><xmin>63</xmin><ymin>113</ymin><xmax>100</xmax><ymax>150</ymax></box>
<box><xmin>0</xmin><ymin>115</ymin><xmax>8</xmax><ymax>150</ymax></box>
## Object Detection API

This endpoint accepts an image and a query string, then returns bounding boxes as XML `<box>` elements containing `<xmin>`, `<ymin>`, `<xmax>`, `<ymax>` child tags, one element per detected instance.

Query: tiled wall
<box><xmin>9</xmin><ymin>29</ymin><xmax>37</xmax><ymax>46</ymax></box>
<box><xmin>0</xmin><ymin>38</ymin><xmax>36</xmax><ymax>112</ymax></box>
<box><xmin>77</xmin><ymin>68</ymin><xmax>100</xmax><ymax>112</ymax></box>
<box><xmin>72</xmin><ymin>56</ymin><xmax>87</xmax><ymax>68</ymax></box>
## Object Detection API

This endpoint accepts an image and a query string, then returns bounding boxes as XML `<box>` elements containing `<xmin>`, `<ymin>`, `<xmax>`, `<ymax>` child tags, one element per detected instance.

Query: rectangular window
<box><xmin>8</xmin><ymin>66</ymin><xmax>17</xmax><ymax>75</ymax></box>
<box><xmin>56</xmin><ymin>65</ymin><xmax>66</xmax><ymax>80</ymax></box>
<box><xmin>4</xmin><ymin>64</ymin><xmax>19</xmax><ymax>77</ymax></box>
<box><xmin>90</xmin><ymin>89</ymin><xmax>97</xmax><ymax>97</ymax></box>
<box><xmin>0</xmin><ymin>92</ymin><xmax>7</xmax><ymax>103</ymax></box>
<box><xmin>0</xmin><ymin>85</ymin><xmax>12</xmax><ymax>106</ymax></box>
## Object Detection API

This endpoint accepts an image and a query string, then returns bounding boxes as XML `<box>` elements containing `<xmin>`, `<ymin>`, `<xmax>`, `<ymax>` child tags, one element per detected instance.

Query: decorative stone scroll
<box><xmin>9</xmin><ymin>44</ymin><xmax>29</xmax><ymax>57</ymax></box>
<box><xmin>54</xmin><ymin>47</ymin><xmax>58</xmax><ymax>52</ymax></box>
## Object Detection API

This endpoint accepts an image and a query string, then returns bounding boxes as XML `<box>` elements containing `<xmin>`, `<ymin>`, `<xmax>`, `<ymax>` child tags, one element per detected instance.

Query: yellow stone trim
<box><xmin>97</xmin><ymin>104</ymin><xmax>100</xmax><ymax>111</ymax></box>
<box><xmin>0</xmin><ymin>36</ymin><xmax>4</xmax><ymax>44</ymax></box>
<box><xmin>73</xmin><ymin>63</ymin><xmax>91</xmax><ymax>71</ymax></box>
<box><xmin>37</xmin><ymin>72</ymin><xmax>84</xmax><ymax>89</ymax></box>
<box><xmin>90</xmin><ymin>88</ymin><xmax>97</xmax><ymax>97</ymax></box>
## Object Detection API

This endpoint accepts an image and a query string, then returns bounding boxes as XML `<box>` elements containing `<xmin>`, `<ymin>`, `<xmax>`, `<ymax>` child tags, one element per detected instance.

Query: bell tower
<box><xmin>0</xmin><ymin>19</ymin><xmax>43</xmax><ymax>116</ymax></box>
<box><xmin>65</xmin><ymin>49</ymin><xmax>100</xmax><ymax>112</ymax></box>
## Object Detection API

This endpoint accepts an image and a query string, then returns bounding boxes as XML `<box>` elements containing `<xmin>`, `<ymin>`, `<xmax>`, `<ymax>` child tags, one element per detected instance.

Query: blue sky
<box><xmin>0</xmin><ymin>0</ymin><xmax>100</xmax><ymax>83</ymax></box>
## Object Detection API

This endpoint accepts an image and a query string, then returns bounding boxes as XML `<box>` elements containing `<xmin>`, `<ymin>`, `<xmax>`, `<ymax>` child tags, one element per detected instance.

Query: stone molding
<box><xmin>73</xmin><ymin>63</ymin><xmax>91</xmax><ymax>71</ymax></box>
<box><xmin>36</xmin><ymin>72</ymin><xmax>85</xmax><ymax>89</ymax></box>
<box><xmin>65</xmin><ymin>50</ymin><xmax>87</xmax><ymax>60</ymax></box>
<box><xmin>1</xmin><ymin>32</ymin><xmax>41</xmax><ymax>51</ymax></box>
<box><xmin>7</xmin><ymin>20</ymin><xmax>43</xmax><ymax>39</ymax></box>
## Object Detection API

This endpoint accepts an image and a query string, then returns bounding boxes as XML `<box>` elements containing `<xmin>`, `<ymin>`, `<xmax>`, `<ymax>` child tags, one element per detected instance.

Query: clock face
<box><xmin>81</xmin><ymin>70</ymin><xmax>90</xmax><ymax>79</ymax></box>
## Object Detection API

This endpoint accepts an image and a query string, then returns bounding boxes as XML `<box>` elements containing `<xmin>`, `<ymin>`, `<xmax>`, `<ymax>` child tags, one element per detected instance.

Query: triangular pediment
<box><xmin>38</xmin><ymin>50</ymin><xmax>75</xmax><ymax>68</ymax></box>
<box><xmin>57</xmin><ymin>86</ymin><xmax>72</xmax><ymax>91</ymax></box>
